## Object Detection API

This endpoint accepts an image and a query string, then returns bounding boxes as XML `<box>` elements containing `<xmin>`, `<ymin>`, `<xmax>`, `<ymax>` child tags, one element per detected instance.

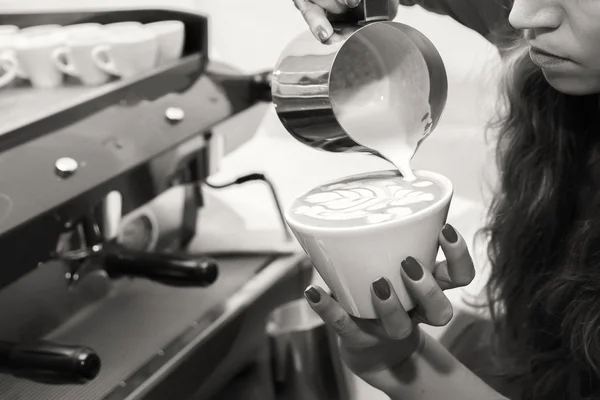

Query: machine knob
<box><xmin>165</xmin><ymin>107</ymin><xmax>185</xmax><ymax>124</ymax></box>
<box><xmin>55</xmin><ymin>157</ymin><xmax>79</xmax><ymax>179</ymax></box>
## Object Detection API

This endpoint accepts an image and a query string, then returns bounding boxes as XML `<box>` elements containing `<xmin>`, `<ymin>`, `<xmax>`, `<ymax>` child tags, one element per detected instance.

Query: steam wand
<box><xmin>205</xmin><ymin>173</ymin><xmax>293</xmax><ymax>242</ymax></box>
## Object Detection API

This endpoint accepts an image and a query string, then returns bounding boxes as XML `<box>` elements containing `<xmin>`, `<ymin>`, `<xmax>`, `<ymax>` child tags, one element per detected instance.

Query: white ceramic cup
<box><xmin>103</xmin><ymin>21</ymin><xmax>143</xmax><ymax>32</ymax></box>
<box><xmin>145</xmin><ymin>20</ymin><xmax>185</xmax><ymax>66</ymax></box>
<box><xmin>14</xmin><ymin>30</ymin><xmax>66</xmax><ymax>88</ymax></box>
<box><xmin>53</xmin><ymin>28</ymin><xmax>111</xmax><ymax>86</ymax></box>
<box><xmin>18</xmin><ymin>24</ymin><xmax>62</xmax><ymax>37</ymax></box>
<box><xmin>285</xmin><ymin>169</ymin><xmax>453</xmax><ymax>319</ymax></box>
<box><xmin>91</xmin><ymin>27</ymin><xmax>158</xmax><ymax>79</ymax></box>
<box><xmin>62</xmin><ymin>23</ymin><xmax>102</xmax><ymax>36</ymax></box>
<box><xmin>0</xmin><ymin>25</ymin><xmax>19</xmax><ymax>36</ymax></box>
<box><xmin>14</xmin><ymin>25</ymin><xmax>63</xmax><ymax>80</ymax></box>
<box><xmin>0</xmin><ymin>34</ymin><xmax>18</xmax><ymax>88</ymax></box>
<box><xmin>117</xmin><ymin>208</ymin><xmax>160</xmax><ymax>251</ymax></box>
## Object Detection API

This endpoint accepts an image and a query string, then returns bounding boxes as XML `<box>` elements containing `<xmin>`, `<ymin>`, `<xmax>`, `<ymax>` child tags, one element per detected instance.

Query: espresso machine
<box><xmin>0</xmin><ymin>8</ymin><xmax>312</xmax><ymax>400</ymax></box>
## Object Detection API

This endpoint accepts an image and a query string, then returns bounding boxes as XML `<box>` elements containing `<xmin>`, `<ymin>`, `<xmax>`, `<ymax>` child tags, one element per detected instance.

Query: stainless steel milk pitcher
<box><xmin>271</xmin><ymin>0</ymin><xmax>448</xmax><ymax>155</ymax></box>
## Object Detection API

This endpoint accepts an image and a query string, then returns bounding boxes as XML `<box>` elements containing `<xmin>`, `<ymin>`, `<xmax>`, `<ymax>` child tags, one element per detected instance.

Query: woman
<box><xmin>293</xmin><ymin>0</ymin><xmax>600</xmax><ymax>399</ymax></box>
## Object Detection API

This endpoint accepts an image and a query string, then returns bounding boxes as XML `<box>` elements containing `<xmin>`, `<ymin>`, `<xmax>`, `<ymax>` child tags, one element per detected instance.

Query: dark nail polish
<box><xmin>402</xmin><ymin>257</ymin><xmax>424</xmax><ymax>281</ymax></box>
<box><xmin>372</xmin><ymin>277</ymin><xmax>391</xmax><ymax>300</ymax></box>
<box><xmin>316</xmin><ymin>26</ymin><xmax>330</xmax><ymax>42</ymax></box>
<box><xmin>442</xmin><ymin>224</ymin><xmax>458</xmax><ymax>244</ymax></box>
<box><xmin>305</xmin><ymin>286</ymin><xmax>321</xmax><ymax>303</ymax></box>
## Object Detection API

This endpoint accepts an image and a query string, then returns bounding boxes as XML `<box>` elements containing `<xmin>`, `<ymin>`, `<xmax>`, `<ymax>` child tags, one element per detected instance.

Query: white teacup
<box><xmin>91</xmin><ymin>28</ymin><xmax>158</xmax><ymax>79</ymax></box>
<box><xmin>19</xmin><ymin>24</ymin><xmax>62</xmax><ymax>37</ymax></box>
<box><xmin>285</xmin><ymin>170</ymin><xmax>453</xmax><ymax>319</ymax></box>
<box><xmin>103</xmin><ymin>22</ymin><xmax>143</xmax><ymax>32</ymax></box>
<box><xmin>145</xmin><ymin>20</ymin><xmax>185</xmax><ymax>65</ymax></box>
<box><xmin>14</xmin><ymin>30</ymin><xmax>66</xmax><ymax>88</ymax></box>
<box><xmin>53</xmin><ymin>27</ymin><xmax>111</xmax><ymax>86</ymax></box>
<box><xmin>117</xmin><ymin>208</ymin><xmax>160</xmax><ymax>252</ymax></box>
<box><xmin>14</xmin><ymin>25</ymin><xmax>64</xmax><ymax>81</ymax></box>
<box><xmin>62</xmin><ymin>23</ymin><xmax>102</xmax><ymax>36</ymax></box>
<box><xmin>0</xmin><ymin>25</ymin><xmax>19</xmax><ymax>36</ymax></box>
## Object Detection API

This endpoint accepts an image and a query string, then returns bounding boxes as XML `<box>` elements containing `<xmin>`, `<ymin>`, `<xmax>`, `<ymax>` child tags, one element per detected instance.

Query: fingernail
<box><xmin>402</xmin><ymin>257</ymin><xmax>424</xmax><ymax>281</ymax></box>
<box><xmin>372</xmin><ymin>277</ymin><xmax>391</xmax><ymax>300</ymax></box>
<box><xmin>316</xmin><ymin>26</ymin><xmax>330</xmax><ymax>42</ymax></box>
<box><xmin>346</xmin><ymin>0</ymin><xmax>361</xmax><ymax>7</ymax></box>
<box><xmin>442</xmin><ymin>224</ymin><xmax>458</xmax><ymax>244</ymax></box>
<box><xmin>305</xmin><ymin>286</ymin><xmax>321</xmax><ymax>303</ymax></box>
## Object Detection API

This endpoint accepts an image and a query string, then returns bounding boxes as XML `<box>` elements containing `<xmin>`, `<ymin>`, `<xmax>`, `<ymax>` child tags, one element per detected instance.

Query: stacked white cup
<box><xmin>0</xmin><ymin>20</ymin><xmax>185</xmax><ymax>90</ymax></box>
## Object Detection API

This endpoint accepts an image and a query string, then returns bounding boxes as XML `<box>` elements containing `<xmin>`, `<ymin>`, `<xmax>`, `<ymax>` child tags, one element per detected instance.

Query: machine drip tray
<box><xmin>0</xmin><ymin>253</ymin><xmax>311</xmax><ymax>400</ymax></box>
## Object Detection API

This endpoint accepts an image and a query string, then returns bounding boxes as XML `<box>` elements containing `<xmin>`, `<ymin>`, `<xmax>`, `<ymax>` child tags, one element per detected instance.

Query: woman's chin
<box><xmin>543</xmin><ymin>71</ymin><xmax>600</xmax><ymax>95</ymax></box>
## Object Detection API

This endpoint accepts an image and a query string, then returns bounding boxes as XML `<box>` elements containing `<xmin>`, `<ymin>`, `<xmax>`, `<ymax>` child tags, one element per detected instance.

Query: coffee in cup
<box><xmin>285</xmin><ymin>169</ymin><xmax>453</xmax><ymax>318</ymax></box>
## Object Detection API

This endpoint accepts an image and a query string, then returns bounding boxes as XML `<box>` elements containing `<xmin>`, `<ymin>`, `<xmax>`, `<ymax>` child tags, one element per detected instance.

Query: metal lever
<box><xmin>103</xmin><ymin>246</ymin><xmax>219</xmax><ymax>287</ymax></box>
<box><xmin>0</xmin><ymin>341</ymin><xmax>101</xmax><ymax>385</ymax></box>
<box><xmin>327</xmin><ymin>0</ymin><xmax>396</xmax><ymax>25</ymax></box>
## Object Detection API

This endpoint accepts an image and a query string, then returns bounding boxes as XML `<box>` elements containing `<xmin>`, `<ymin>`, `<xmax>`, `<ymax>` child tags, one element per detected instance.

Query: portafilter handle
<box><xmin>103</xmin><ymin>245</ymin><xmax>219</xmax><ymax>287</ymax></box>
<box><xmin>0</xmin><ymin>341</ymin><xmax>101</xmax><ymax>385</ymax></box>
<box><xmin>327</xmin><ymin>0</ymin><xmax>398</xmax><ymax>25</ymax></box>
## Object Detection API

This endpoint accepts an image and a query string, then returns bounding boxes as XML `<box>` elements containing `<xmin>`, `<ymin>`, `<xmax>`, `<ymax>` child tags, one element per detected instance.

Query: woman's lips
<box><xmin>529</xmin><ymin>46</ymin><xmax>573</xmax><ymax>69</ymax></box>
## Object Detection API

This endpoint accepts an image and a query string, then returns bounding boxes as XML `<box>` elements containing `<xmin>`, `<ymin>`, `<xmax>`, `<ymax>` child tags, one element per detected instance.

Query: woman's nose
<box><xmin>508</xmin><ymin>0</ymin><xmax>563</xmax><ymax>31</ymax></box>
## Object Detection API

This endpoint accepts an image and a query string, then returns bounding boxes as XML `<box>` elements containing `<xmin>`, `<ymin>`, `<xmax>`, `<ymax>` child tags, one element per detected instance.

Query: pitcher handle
<box><xmin>327</xmin><ymin>0</ymin><xmax>397</xmax><ymax>25</ymax></box>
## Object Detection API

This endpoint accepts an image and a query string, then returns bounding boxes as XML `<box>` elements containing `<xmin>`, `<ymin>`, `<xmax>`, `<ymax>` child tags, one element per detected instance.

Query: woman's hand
<box><xmin>292</xmin><ymin>0</ymin><xmax>399</xmax><ymax>43</ymax></box>
<box><xmin>304</xmin><ymin>223</ymin><xmax>475</xmax><ymax>390</ymax></box>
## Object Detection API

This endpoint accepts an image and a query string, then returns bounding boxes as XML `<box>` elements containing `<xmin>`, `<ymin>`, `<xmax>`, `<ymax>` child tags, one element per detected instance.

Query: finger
<box><xmin>434</xmin><ymin>224</ymin><xmax>475</xmax><ymax>289</ymax></box>
<box><xmin>370</xmin><ymin>277</ymin><xmax>413</xmax><ymax>340</ymax></box>
<box><xmin>387</xmin><ymin>0</ymin><xmax>400</xmax><ymax>19</ymax></box>
<box><xmin>304</xmin><ymin>285</ymin><xmax>360</xmax><ymax>338</ymax></box>
<box><xmin>401</xmin><ymin>256</ymin><xmax>454</xmax><ymax>327</ymax></box>
<box><xmin>293</xmin><ymin>0</ymin><xmax>334</xmax><ymax>42</ymax></box>
<box><xmin>344</xmin><ymin>0</ymin><xmax>361</xmax><ymax>8</ymax></box>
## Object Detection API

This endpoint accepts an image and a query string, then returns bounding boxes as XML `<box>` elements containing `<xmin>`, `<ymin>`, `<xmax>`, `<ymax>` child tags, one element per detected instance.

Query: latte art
<box><xmin>290</xmin><ymin>171</ymin><xmax>444</xmax><ymax>228</ymax></box>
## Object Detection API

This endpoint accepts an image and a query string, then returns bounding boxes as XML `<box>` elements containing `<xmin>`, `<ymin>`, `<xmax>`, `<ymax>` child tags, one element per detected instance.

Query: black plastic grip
<box><xmin>327</xmin><ymin>0</ymin><xmax>394</xmax><ymax>25</ymax></box>
<box><xmin>103</xmin><ymin>247</ymin><xmax>219</xmax><ymax>287</ymax></box>
<box><xmin>0</xmin><ymin>341</ymin><xmax>101</xmax><ymax>384</ymax></box>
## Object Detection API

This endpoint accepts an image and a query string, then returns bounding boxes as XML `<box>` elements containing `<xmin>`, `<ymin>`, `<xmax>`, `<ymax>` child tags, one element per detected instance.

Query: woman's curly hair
<box><xmin>483</xmin><ymin>28</ymin><xmax>600</xmax><ymax>399</ymax></box>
